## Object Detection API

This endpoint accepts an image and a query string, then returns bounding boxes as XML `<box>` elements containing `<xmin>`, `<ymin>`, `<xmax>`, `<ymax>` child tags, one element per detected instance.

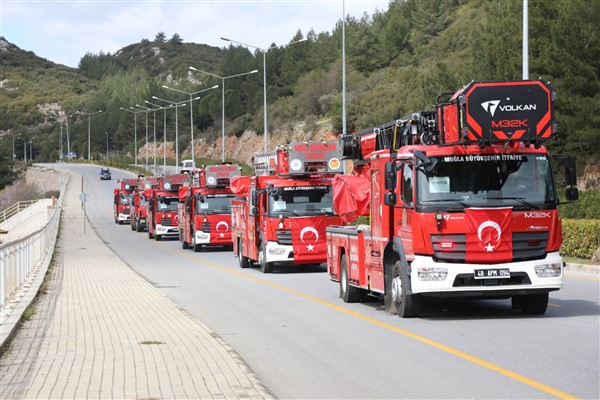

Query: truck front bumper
<box><xmin>117</xmin><ymin>213</ymin><xmax>130</xmax><ymax>222</ymax></box>
<box><xmin>265</xmin><ymin>241</ymin><xmax>325</xmax><ymax>265</ymax></box>
<box><xmin>410</xmin><ymin>251</ymin><xmax>564</xmax><ymax>297</ymax></box>
<box><xmin>194</xmin><ymin>231</ymin><xmax>232</xmax><ymax>246</ymax></box>
<box><xmin>156</xmin><ymin>224</ymin><xmax>178</xmax><ymax>237</ymax></box>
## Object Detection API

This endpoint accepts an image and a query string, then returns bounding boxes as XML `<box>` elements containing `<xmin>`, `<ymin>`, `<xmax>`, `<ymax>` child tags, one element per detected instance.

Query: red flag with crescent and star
<box><xmin>290</xmin><ymin>216</ymin><xmax>328</xmax><ymax>263</ymax></box>
<box><xmin>465</xmin><ymin>207</ymin><xmax>512</xmax><ymax>264</ymax></box>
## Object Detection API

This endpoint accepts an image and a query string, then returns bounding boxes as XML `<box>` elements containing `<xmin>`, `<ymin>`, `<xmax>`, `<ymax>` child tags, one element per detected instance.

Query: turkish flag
<box><xmin>465</xmin><ymin>207</ymin><xmax>512</xmax><ymax>264</ymax></box>
<box><xmin>290</xmin><ymin>216</ymin><xmax>328</xmax><ymax>263</ymax></box>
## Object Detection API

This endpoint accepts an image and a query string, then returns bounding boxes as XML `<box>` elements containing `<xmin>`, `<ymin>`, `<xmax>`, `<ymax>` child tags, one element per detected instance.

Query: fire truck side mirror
<box><xmin>384</xmin><ymin>161</ymin><xmax>397</xmax><ymax>190</ymax></box>
<box><xmin>384</xmin><ymin>192</ymin><xmax>397</xmax><ymax>206</ymax></box>
<box><xmin>565</xmin><ymin>156</ymin><xmax>577</xmax><ymax>186</ymax></box>
<box><xmin>566</xmin><ymin>187</ymin><xmax>579</xmax><ymax>201</ymax></box>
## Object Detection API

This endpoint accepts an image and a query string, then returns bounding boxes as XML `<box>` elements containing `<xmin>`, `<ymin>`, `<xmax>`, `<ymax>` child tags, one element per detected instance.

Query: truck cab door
<box><xmin>369</xmin><ymin>168</ymin><xmax>385</xmax><ymax>291</ymax></box>
<box><xmin>398</xmin><ymin>162</ymin><xmax>415</xmax><ymax>258</ymax></box>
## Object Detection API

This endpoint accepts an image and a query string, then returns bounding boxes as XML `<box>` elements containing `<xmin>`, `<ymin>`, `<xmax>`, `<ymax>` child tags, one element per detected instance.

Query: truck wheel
<box><xmin>118</xmin><ymin>221</ymin><xmax>123</xmax><ymax>225</ymax></box>
<box><xmin>131</xmin><ymin>218</ymin><xmax>136</xmax><ymax>231</ymax></box>
<box><xmin>136</xmin><ymin>222</ymin><xmax>143</xmax><ymax>232</ymax></box>
<box><xmin>340</xmin><ymin>255</ymin><xmax>361</xmax><ymax>303</ymax></box>
<box><xmin>519</xmin><ymin>292</ymin><xmax>549</xmax><ymax>315</ymax></box>
<box><xmin>192</xmin><ymin>233</ymin><xmax>202</xmax><ymax>252</ymax></box>
<box><xmin>388</xmin><ymin>260</ymin><xmax>420</xmax><ymax>318</ymax></box>
<box><xmin>155</xmin><ymin>234</ymin><xmax>161</xmax><ymax>241</ymax></box>
<box><xmin>181</xmin><ymin>238</ymin><xmax>189</xmax><ymax>249</ymax></box>
<box><xmin>148</xmin><ymin>230</ymin><xmax>154</xmax><ymax>239</ymax></box>
<box><xmin>259</xmin><ymin>243</ymin><xmax>273</xmax><ymax>273</ymax></box>
<box><xmin>238</xmin><ymin>239</ymin><xmax>250</xmax><ymax>268</ymax></box>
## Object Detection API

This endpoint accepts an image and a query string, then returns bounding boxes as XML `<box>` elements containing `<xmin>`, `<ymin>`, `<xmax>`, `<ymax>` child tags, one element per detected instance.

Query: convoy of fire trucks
<box><xmin>178</xmin><ymin>164</ymin><xmax>241</xmax><ymax>252</ymax></box>
<box><xmin>109</xmin><ymin>79</ymin><xmax>577</xmax><ymax>317</ymax></box>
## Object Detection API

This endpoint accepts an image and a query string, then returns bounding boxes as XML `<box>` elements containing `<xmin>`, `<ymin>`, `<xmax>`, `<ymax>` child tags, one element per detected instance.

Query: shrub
<box><xmin>561</xmin><ymin>219</ymin><xmax>600</xmax><ymax>259</ymax></box>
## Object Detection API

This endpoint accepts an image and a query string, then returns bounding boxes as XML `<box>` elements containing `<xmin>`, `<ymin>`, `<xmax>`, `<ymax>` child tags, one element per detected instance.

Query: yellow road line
<box><xmin>154</xmin><ymin>242</ymin><xmax>579</xmax><ymax>400</ymax></box>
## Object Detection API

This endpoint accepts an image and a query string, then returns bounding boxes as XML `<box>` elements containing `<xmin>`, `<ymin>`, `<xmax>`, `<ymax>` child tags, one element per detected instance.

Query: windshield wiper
<box><xmin>422</xmin><ymin>199</ymin><xmax>470</xmax><ymax>208</ymax></box>
<box><xmin>487</xmin><ymin>197</ymin><xmax>539</xmax><ymax>210</ymax></box>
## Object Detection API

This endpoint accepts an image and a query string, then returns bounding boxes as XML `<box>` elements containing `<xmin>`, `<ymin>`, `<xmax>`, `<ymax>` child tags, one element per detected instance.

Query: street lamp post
<box><xmin>105</xmin><ymin>132</ymin><xmax>109</xmax><ymax>159</ymax></box>
<box><xmin>220</xmin><ymin>36</ymin><xmax>307</xmax><ymax>152</ymax></box>
<box><xmin>76</xmin><ymin>110</ymin><xmax>103</xmax><ymax>160</ymax></box>
<box><xmin>188</xmin><ymin>67</ymin><xmax>258</xmax><ymax>161</ymax></box>
<box><xmin>152</xmin><ymin>96</ymin><xmax>190</xmax><ymax>173</ymax></box>
<box><xmin>139</xmin><ymin>103</ymin><xmax>161</xmax><ymax>174</ymax></box>
<box><xmin>29</xmin><ymin>139</ymin><xmax>33</xmax><ymax>161</ymax></box>
<box><xmin>161</xmin><ymin>84</ymin><xmax>219</xmax><ymax>164</ymax></box>
<box><xmin>120</xmin><ymin>107</ymin><xmax>144</xmax><ymax>166</ymax></box>
<box><xmin>145</xmin><ymin>100</ymin><xmax>173</xmax><ymax>175</ymax></box>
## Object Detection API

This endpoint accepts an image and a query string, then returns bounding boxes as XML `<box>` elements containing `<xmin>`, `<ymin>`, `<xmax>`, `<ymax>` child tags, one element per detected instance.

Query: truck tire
<box><xmin>238</xmin><ymin>239</ymin><xmax>250</xmax><ymax>268</ymax></box>
<box><xmin>148</xmin><ymin>229</ymin><xmax>154</xmax><ymax>239</ymax></box>
<box><xmin>259</xmin><ymin>243</ymin><xmax>273</xmax><ymax>273</ymax></box>
<box><xmin>388</xmin><ymin>260</ymin><xmax>420</xmax><ymax>318</ymax></box>
<box><xmin>192</xmin><ymin>231</ymin><xmax>202</xmax><ymax>252</ymax></box>
<box><xmin>181</xmin><ymin>238</ymin><xmax>189</xmax><ymax>249</ymax></box>
<box><xmin>155</xmin><ymin>234</ymin><xmax>162</xmax><ymax>241</ymax></box>
<box><xmin>131</xmin><ymin>218</ymin><xmax>136</xmax><ymax>231</ymax></box>
<box><xmin>136</xmin><ymin>222</ymin><xmax>143</xmax><ymax>232</ymax></box>
<box><xmin>518</xmin><ymin>292</ymin><xmax>549</xmax><ymax>315</ymax></box>
<box><xmin>340</xmin><ymin>254</ymin><xmax>361</xmax><ymax>303</ymax></box>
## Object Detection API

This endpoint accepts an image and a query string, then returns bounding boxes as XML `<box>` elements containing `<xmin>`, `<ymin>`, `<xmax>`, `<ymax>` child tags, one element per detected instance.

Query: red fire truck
<box><xmin>145</xmin><ymin>174</ymin><xmax>190</xmax><ymax>241</ymax></box>
<box><xmin>178</xmin><ymin>164</ymin><xmax>241</xmax><ymax>252</ymax></box>
<box><xmin>326</xmin><ymin>80</ymin><xmax>578</xmax><ymax>317</ymax></box>
<box><xmin>131</xmin><ymin>176</ymin><xmax>159</xmax><ymax>232</ymax></box>
<box><xmin>113</xmin><ymin>178</ymin><xmax>137</xmax><ymax>224</ymax></box>
<box><xmin>231</xmin><ymin>141</ymin><xmax>344</xmax><ymax>273</ymax></box>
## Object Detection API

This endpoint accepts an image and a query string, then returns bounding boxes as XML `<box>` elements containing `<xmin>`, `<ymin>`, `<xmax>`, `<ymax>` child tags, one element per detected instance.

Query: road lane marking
<box><xmin>153</xmin><ymin>242</ymin><xmax>579</xmax><ymax>400</ymax></box>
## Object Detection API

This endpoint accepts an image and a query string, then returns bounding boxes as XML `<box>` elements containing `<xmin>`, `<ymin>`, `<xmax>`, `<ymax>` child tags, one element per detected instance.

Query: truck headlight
<box><xmin>534</xmin><ymin>262</ymin><xmax>562</xmax><ymax>278</ymax></box>
<box><xmin>418</xmin><ymin>267</ymin><xmax>448</xmax><ymax>281</ymax></box>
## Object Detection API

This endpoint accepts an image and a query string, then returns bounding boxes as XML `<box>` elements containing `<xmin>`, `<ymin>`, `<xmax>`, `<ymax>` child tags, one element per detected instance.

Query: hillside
<box><xmin>1</xmin><ymin>0</ymin><xmax>598</xmax><ymax>183</ymax></box>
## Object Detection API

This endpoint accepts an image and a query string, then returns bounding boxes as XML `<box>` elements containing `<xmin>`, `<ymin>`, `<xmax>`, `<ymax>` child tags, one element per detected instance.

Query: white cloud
<box><xmin>2</xmin><ymin>0</ymin><xmax>387</xmax><ymax>68</ymax></box>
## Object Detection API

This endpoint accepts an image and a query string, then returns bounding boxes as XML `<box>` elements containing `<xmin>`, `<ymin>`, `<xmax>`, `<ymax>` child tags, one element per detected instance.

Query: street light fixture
<box><xmin>76</xmin><ymin>110</ymin><xmax>103</xmax><ymax>160</ymax></box>
<box><xmin>220</xmin><ymin>36</ymin><xmax>307</xmax><ymax>151</ymax></box>
<box><xmin>152</xmin><ymin>96</ymin><xmax>190</xmax><ymax>173</ymax></box>
<box><xmin>161</xmin><ymin>84</ymin><xmax>219</xmax><ymax>163</ymax></box>
<box><xmin>120</xmin><ymin>107</ymin><xmax>145</xmax><ymax>166</ymax></box>
<box><xmin>188</xmin><ymin>66</ymin><xmax>258</xmax><ymax>161</ymax></box>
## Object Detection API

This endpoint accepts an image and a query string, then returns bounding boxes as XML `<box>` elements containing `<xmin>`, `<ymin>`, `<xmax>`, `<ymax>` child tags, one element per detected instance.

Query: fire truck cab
<box><xmin>178</xmin><ymin>164</ymin><xmax>241</xmax><ymax>252</ymax></box>
<box><xmin>327</xmin><ymin>80</ymin><xmax>578</xmax><ymax>317</ymax></box>
<box><xmin>113</xmin><ymin>178</ymin><xmax>137</xmax><ymax>224</ymax></box>
<box><xmin>231</xmin><ymin>141</ymin><xmax>344</xmax><ymax>273</ymax></box>
<box><xmin>145</xmin><ymin>174</ymin><xmax>190</xmax><ymax>241</ymax></box>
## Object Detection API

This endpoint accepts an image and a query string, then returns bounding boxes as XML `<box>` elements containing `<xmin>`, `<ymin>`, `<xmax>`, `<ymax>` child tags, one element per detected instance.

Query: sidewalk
<box><xmin>0</xmin><ymin>170</ymin><xmax>272</xmax><ymax>399</ymax></box>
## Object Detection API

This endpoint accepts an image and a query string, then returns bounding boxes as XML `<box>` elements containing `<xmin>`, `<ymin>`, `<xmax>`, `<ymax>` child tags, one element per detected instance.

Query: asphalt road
<box><xmin>68</xmin><ymin>163</ymin><xmax>599</xmax><ymax>399</ymax></box>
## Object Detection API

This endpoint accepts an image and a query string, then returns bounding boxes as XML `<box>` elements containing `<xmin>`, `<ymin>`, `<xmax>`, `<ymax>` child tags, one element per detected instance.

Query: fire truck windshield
<box><xmin>195</xmin><ymin>194</ymin><xmax>234</xmax><ymax>214</ymax></box>
<box><xmin>417</xmin><ymin>154</ymin><xmax>556</xmax><ymax>211</ymax></box>
<box><xmin>120</xmin><ymin>194</ymin><xmax>133</xmax><ymax>205</ymax></box>
<box><xmin>157</xmin><ymin>197</ymin><xmax>178</xmax><ymax>211</ymax></box>
<box><xmin>268</xmin><ymin>185</ymin><xmax>334</xmax><ymax>216</ymax></box>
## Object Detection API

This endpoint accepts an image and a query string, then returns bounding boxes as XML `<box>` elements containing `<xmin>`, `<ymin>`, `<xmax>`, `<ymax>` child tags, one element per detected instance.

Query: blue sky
<box><xmin>1</xmin><ymin>0</ymin><xmax>388</xmax><ymax>68</ymax></box>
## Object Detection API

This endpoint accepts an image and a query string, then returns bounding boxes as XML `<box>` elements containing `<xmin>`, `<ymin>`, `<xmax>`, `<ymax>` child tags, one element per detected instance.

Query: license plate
<box><xmin>474</xmin><ymin>268</ymin><xmax>510</xmax><ymax>279</ymax></box>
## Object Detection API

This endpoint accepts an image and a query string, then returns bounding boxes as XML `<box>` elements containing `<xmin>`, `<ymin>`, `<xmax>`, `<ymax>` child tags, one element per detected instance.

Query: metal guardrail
<box><xmin>0</xmin><ymin>177</ymin><xmax>69</xmax><ymax>315</ymax></box>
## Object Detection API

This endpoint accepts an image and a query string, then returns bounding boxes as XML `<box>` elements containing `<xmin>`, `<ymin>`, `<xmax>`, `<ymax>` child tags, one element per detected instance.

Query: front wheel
<box><xmin>238</xmin><ymin>239</ymin><xmax>250</xmax><ymax>268</ymax></box>
<box><xmin>192</xmin><ymin>231</ymin><xmax>202</xmax><ymax>252</ymax></box>
<box><xmin>155</xmin><ymin>234</ymin><xmax>162</xmax><ymax>241</ymax></box>
<box><xmin>259</xmin><ymin>243</ymin><xmax>273</xmax><ymax>273</ymax></box>
<box><xmin>387</xmin><ymin>260</ymin><xmax>420</xmax><ymax>318</ymax></box>
<box><xmin>148</xmin><ymin>229</ymin><xmax>154</xmax><ymax>239</ymax></box>
<box><xmin>515</xmin><ymin>292</ymin><xmax>549</xmax><ymax>315</ymax></box>
<box><xmin>181</xmin><ymin>237</ymin><xmax>189</xmax><ymax>249</ymax></box>
<box><xmin>339</xmin><ymin>254</ymin><xmax>361</xmax><ymax>303</ymax></box>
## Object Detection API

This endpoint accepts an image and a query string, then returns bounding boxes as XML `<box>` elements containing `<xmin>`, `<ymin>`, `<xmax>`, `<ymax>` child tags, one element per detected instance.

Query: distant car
<box><xmin>100</xmin><ymin>167</ymin><xmax>112</xmax><ymax>180</ymax></box>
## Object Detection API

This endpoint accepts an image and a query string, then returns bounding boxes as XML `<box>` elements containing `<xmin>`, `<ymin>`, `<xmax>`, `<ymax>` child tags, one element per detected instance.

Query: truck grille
<box><xmin>161</xmin><ymin>218</ymin><xmax>175</xmax><ymax>226</ymax></box>
<box><xmin>202</xmin><ymin>222</ymin><xmax>211</xmax><ymax>232</ymax></box>
<box><xmin>123</xmin><ymin>209</ymin><xmax>130</xmax><ymax>215</ymax></box>
<box><xmin>276</xmin><ymin>230</ymin><xmax>292</xmax><ymax>245</ymax></box>
<box><xmin>431</xmin><ymin>232</ymin><xmax>549</xmax><ymax>263</ymax></box>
